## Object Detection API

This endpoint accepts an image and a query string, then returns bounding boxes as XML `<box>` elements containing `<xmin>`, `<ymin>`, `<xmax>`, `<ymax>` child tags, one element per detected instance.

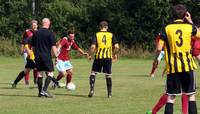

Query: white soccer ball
<box><xmin>66</xmin><ymin>82</ymin><xmax>76</xmax><ymax>91</ymax></box>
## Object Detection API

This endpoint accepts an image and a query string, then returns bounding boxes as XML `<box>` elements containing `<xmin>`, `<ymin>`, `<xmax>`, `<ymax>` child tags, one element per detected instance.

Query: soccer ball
<box><xmin>66</xmin><ymin>82</ymin><xmax>76</xmax><ymax>91</ymax></box>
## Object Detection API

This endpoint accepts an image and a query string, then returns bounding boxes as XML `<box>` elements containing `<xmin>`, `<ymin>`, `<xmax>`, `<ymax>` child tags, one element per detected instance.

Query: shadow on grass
<box><xmin>55</xmin><ymin>93</ymin><xmax>88</xmax><ymax>98</ymax></box>
<box><xmin>0</xmin><ymin>93</ymin><xmax>37</xmax><ymax>97</ymax></box>
<box><xmin>0</xmin><ymin>82</ymin><xmax>12</xmax><ymax>85</ymax></box>
<box><xmin>0</xmin><ymin>87</ymin><xmax>24</xmax><ymax>90</ymax></box>
<box><xmin>127</xmin><ymin>74</ymin><xmax>149</xmax><ymax>77</ymax></box>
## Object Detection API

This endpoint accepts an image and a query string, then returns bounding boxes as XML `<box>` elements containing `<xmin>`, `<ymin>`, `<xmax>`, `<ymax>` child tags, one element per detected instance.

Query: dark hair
<box><xmin>99</xmin><ymin>21</ymin><xmax>108</xmax><ymax>28</ymax></box>
<box><xmin>193</xmin><ymin>16</ymin><xmax>200</xmax><ymax>27</ymax></box>
<box><xmin>172</xmin><ymin>4</ymin><xmax>187</xmax><ymax>20</ymax></box>
<box><xmin>67</xmin><ymin>28</ymin><xmax>75</xmax><ymax>35</ymax></box>
<box><xmin>31</xmin><ymin>20</ymin><xmax>38</xmax><ymax>24</ymax></box>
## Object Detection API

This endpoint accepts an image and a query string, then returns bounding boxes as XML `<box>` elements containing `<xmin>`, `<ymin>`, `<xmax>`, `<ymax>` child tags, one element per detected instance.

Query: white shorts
<box><xmin>157</xmin><ymin>51</ymin><xmax>165</xmax><ymax>62</ymax></box>
<box><xmin>56</xmin><ymin>60</ymin><xmax>73</xmax><ymax>72</ymax></box>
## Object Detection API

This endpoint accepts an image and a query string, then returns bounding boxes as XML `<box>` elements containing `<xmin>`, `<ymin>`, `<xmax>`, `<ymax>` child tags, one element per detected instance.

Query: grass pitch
<box><xmin>0</xmin><ymin>57</ymin><xmax>200</xmax><ymax>114</ymax></box>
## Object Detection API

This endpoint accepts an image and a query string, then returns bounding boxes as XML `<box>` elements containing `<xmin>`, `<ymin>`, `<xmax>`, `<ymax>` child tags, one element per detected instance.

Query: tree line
<box><xmin>0</xmin><ymin>0</ymin><xmax>200</xmax><ymax>56</ymax></box>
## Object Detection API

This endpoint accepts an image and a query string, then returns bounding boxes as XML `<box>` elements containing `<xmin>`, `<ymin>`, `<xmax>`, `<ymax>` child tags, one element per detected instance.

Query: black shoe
<box><xmin>88</xmin><ymin>90</ymin><xmax>94</xmax><ymax>98</ymax></box>
<box><xmin>11</xmin><ymin>83</ymin><xmax>16</xmax><ymax>89</ymax></box>
<box><xmin>40</xmin><ymin>91</ymin><xmax>53</xmax><ymax>98</ymax></box>
<box><xmin>38</xmin><ymin>93</ymin><xmax>43</xmax><ymax>97</ymax></box>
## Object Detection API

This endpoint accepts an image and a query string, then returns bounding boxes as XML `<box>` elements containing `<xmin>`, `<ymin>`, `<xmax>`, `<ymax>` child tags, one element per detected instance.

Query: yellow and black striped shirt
<box><xmin>160</xmin><ymin>19</ymin><xmax>199</xmax><ymax>74</ymax></box>
<box><xmin>92</xmin><ymin>31</ymin><xmax>118</xmax><ymax>59</ymax></box>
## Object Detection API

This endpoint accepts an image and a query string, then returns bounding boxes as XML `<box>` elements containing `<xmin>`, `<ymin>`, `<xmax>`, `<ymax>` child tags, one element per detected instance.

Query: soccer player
<box><xmin>87</xmin><ymin>21</ymin><xmax>119</xmax><ymax>98</ymax></box>
<box><xmin>156</xmin><ymin>4</ymin><xmax>200</xmax><ymax>114</ymax></box>
<box><xmin>55</xmin><ymin>29</ymin><xmax>89</xmax><ymax>88</ymax></box>
<box><xmin>150</xmin><ymin>33</ymin><xmax>165</xmax><ymax>77</ymax></box>
<box><xmin>12</xmin><ymin>29</ymin><xmax>36</xmax><ymax>88</ymax></box>
<box><xmin>31</xmin><ymin>18</ymin><xmax>58</xmax><ymax>97</ymax></box>
<box><xmin>192</xmin><ymin>16</ymin><xmax>200</xmax><ymax>63</ymax></box>
<box><xmin>20</xmin><ymin>20</ymin><xmax>38</xmax><ymax>85</ymax></box>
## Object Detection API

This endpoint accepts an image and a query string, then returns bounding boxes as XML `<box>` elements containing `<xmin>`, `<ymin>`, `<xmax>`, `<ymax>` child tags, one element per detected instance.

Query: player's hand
<box><xmin>83</xmin><ymin>52</ymin><xmax>89</xmax><ymax>57</ymax></box>
<box><xmin>185</xmin><ymin>11</ymin><xmax>193</xmax><ymax>24</ymax></box>
<box><xmin>87</xmin><ymin>55</ymin><xmax>93</xmax><ymax>61</ymax></box>
<box><xmin>112</xmin><ymin>54</ymin><xmax>118</xmax><ymax>62</ymax></box>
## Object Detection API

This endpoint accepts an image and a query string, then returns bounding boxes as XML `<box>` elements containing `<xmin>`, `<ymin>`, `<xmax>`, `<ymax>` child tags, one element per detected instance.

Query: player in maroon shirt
<box><xmin>55</xmin><ymin>29</ymin><xmax>89</xmax><ymax>88</ymax></box>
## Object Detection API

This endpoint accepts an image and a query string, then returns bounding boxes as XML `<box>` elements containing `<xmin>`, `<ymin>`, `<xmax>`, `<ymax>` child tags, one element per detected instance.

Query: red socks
<box><xmin>152</xmin><ymin>93</ymin><xmax>168</xmax><ymax>114</ymax></box>
<box><xmin>24</xmin><ymin>73</ymin><xmax>30</xmax><ymax>84</ymax></box>
<box><xmin>66</xmin><ymin>73</ymin><xmax>72</xmax><ymax>84</ymax></box>
<box><xmin>182</xmin><ymin>94</ymin><xmax>188</xmax><ymax>114</ymax></box>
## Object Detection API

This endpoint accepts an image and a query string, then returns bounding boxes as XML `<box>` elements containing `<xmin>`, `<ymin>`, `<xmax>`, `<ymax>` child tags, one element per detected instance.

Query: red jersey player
<box><xmin>54</xmin><ymin>29</ymin><xmax>89</xmax><ymax>89</ymax></box>
<box><xmin>191</xmin><ymin>16</ymin><xmax>200</xmax><ymax>63</ymax></box>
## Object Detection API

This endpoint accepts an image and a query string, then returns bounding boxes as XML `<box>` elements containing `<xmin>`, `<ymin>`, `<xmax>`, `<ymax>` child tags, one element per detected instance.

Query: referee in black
<box><xmin>32</xmin><ymin>18</ymin><xmax>58</xmax><ymax>97</ymax></box>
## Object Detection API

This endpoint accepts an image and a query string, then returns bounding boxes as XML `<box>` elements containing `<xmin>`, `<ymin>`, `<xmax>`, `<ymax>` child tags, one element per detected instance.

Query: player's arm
<box><xmin>112</xmin><ymin>34</ymin><xmax>119</xmax><ymax>61</ymax></box>
<box><xmin>185</xmin><ymin>12</ymin><xmax>200</xmax><ymax>38</ymax></box>
<box><xmin>112</xmin><ymin>43</ymin><xmax>119</xmax><ymax>61</ymax></box>
<box><xmin>153</xmin><ymin>39</ymin><xmax>164</xmax><ymax>65</ymax></box>
<box><xmin>88</xmin><ymin>35</ymin><xmax>97</xmax><ymax>60</ymax></box>
<box><xmin>52</xmin><ymin>45</ymin><xmax>58</xmax><ymax>57</ymax></box>
<box><xmin>88</xmin><ymin>44</ymin><xmax>96</xmax><ymax>60</ymax></box>
<box><xmin>77</xmin><ymin>48</ymin><xmax>89</xmax><ymax>57</ymax></box>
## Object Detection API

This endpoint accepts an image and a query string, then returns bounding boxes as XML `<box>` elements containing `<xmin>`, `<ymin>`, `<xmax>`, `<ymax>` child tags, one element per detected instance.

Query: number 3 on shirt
<box><xmin>176</xmin><ymin>29</ymin><xmax>183</xmax><ymax>47</ymax></box>
<box><xmin>102</xmin><ymin>35</ymin><xmax>107</xmax><ymax>45</ymax></box>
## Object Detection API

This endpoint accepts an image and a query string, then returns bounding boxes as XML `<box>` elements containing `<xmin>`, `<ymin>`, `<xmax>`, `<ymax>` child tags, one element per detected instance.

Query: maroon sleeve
<box><xmin>72</xmin><ymin>41</ymin><xmax>79</xmax><ymax>50</ymax></box>
<box><xmin>60</xmin><ymin>38</ymin><xmax>68</xmax><ymax>47</ymax></box>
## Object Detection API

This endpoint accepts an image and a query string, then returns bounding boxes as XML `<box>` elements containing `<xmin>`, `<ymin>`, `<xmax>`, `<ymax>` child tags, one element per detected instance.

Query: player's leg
<box><xmin>88</xmin><ymin>71</ymin><xmax>97</xmax><ymax>97</ymax></box>
<box><xmin>37</xmin><ymin>71</ymin><xmax>43</xmax><ymax>97</ymax></box>
<box><xmin>105</xmin><ymin>74</ymin><xmax>112</xmax><ymax>98</ymax></box>
<box><xmin>88</xmin><ymin>59</ymin><xmax>101</xmax><ymax>98</ymax></box>
<box><xmin>66</xmin><ymin>69</ymin><xmax>72</xmax><ymax>84</ymax></box>
<box><xmin>23</xmin><ymin>53</ymin><xmax>30</xmax><ymax>85</ymax></box>
<box><xmin>33</xmin><ymin>69</ymin><xmax>38</xmax><ymax>84</ymax></box>
<box><xmin>164</xmin><ymin>73</ymin><xmax>180</xmax><ymax>114</ymax></box>
<box><xmin>103</xmin><ymin>58</ymin><xmax>112</xmax><ymax>98</ymax></box>
<box><xmin>24</xmin><ymin>73</ymin><xmax>30</xmax><ymax>85</ymax></box>
<box><xmin>188</xmin><ymin>94</ymin><xmax>197</xmax><ymax>114</ymax></box>
<box><xmin>181</xmin><ymin>94</ymin><xmax>188</xmax><ymax>114</ymax></box>
<box><xmin>12</xmin><ymin>68</ymin><xmax>31</xmax><ymax>88</ymax></box>
<box><xmin>181</xmin><ymin>71</ymin><xmax>197</xmax><ymax>114</ymax></box>
<box><xmin>56</xmin><ymin>72</ymin><xmax>64</xmax><ymax>81</ymax></box>
<box><xmin>150</xmin><ymin>92</ymin><xmax>168</xmax><ymax>114</ymax></box>
<box><xmin>164</xmin><ymin>95</ymin><xmax>176</xmax><ymax>114</ymax></box>
<box><xmin>40</xmin><ymin>71</ymin><xmax>54</xmax><ymax>97</ymax></box>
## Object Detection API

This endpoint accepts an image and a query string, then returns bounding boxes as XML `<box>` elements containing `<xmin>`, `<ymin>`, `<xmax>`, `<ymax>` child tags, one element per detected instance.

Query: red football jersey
<box><xmin>57</xmin><ymin>37</ymin><xmax>79</xmax><ymax>61</ymax></box>
<box><xmin>21</xmin><ymin>29</ymin><xmax>34</xmax><ymax>44</ymax></box>
<box><xmin>192</xmin><ymin>36</ymin><xmax>200</xmax><ymax>49</ymax></box>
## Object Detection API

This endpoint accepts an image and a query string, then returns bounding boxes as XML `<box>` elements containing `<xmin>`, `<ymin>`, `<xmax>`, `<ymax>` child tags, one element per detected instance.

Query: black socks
<box><xmin>14</xmin><ymin>71</ymin><xmax>26</xmax><ymax>84</ymax></box>
<box><xmin>164</xmin><ymin>103</ymin><xmax>173</xmax><ymax>114</ymax></box>
<box><xmin>89</xmin><ymin>75</ymin><xmax>96</xmax><ymax>91</ymax></box>
<box><xmin>189</xmin><ymin>101</ymin><xmax>197</xmax><ymax>114</ymax></box>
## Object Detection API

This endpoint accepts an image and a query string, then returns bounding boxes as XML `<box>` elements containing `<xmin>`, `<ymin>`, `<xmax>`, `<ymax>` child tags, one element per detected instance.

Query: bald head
<box><xmin>42</xmin><ymin>18</ymin><xmax>50</xmax><ymax>29</ymax></box>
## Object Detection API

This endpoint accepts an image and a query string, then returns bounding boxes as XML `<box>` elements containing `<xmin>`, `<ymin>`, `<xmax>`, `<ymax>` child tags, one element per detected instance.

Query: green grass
<box><xmin>0</xmin><ymin>57</ymin><xmax>200</xmax><ymax>114</ymax></box>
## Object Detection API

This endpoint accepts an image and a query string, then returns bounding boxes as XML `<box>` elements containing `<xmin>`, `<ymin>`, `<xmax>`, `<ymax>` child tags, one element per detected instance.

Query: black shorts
<box><xmin>166</xmin><ymin>71</ymin><xmax>196</xmax><ymax>95</ymax></box>
<box><xmin>35</xmin><ymin>59</ymin><xmax>54</xmax><ymax>72</ymax></box>
<box><xmin>25</xmin><ymin>59</ymin><xmax>36</xmax><ymax>69</ymax></box>
<box><xmin>92</xmin><ymin>58</ymin><xmax>112</xmax><ymax>74</ymax></box>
